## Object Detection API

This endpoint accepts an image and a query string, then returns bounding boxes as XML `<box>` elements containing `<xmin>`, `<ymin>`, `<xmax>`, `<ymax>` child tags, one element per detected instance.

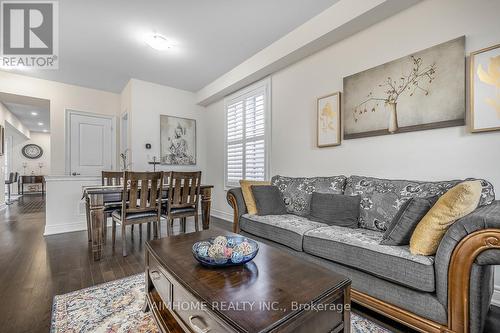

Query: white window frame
<box><xmin>224</xmin><ymin>77</ymin><xmax>271</xmax><ymax>189</ymax></box>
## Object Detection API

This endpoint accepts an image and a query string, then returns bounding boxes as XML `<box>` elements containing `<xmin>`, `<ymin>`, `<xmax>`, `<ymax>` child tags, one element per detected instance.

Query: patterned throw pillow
<box><xmin>271</xmin><ymin>175</ymin><xmax>347</xmax><ymax>216</ymax></box>
<box><xmin>344</xmin><ymin>175</ymin><xmax>495</xmax><ymax>232</ymax></box>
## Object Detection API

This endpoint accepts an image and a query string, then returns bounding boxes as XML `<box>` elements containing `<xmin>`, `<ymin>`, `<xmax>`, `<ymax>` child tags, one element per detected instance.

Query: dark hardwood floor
<box><xmin>0</xmin><ymin>194</ymin><xmax>498</xmax><ymax>332</ymax></box>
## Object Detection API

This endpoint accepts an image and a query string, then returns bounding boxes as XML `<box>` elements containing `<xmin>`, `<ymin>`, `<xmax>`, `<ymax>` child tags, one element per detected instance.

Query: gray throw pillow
<box><xmin>380</xmin><ymin>196</ymin><xmax>438</xmax><ymax>246</ymax></box>
<box><xmin>251</xmin><ymin>185</ymin><xmax>287</xmax><ymax>216</ymax></box>
<box><xmin>308</xmin><ymin>192</ymin><xmax>361</xmax><ymax>228</ymax></box>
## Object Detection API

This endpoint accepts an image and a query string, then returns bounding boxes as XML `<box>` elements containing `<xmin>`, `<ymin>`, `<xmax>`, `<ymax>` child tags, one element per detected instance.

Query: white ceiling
<box><xmin>0</xmin><ymin>93</ymin><xmax>50</xmax><ymax>133</ymax></box>
<box><xmin>2</xmin><ymin>0</ymin><xmax>339</xmax><ymax>93</ymax></box>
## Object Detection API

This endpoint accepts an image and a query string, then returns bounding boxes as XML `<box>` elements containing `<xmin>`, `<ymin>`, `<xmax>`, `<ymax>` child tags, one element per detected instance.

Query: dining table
<box><xmin>82</xmin><ymin>184</ymin><xmax>214</xmax><ymax>261</ymax></box>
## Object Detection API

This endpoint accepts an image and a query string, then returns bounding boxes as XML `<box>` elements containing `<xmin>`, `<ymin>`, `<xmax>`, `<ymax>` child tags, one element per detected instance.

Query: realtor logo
<box><xmin>1</xmin><ymin>1</ymin><xmax>58</xmax><ymax>68</ymax></box>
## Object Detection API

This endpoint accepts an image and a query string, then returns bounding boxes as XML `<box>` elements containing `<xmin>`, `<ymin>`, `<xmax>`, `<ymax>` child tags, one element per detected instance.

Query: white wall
<box><xmin>10</xmin><ymin>130</ymin><xmax>51</xmax><ymax>183</ymax></box>
<box><xmin>1</xmin><ymin>104</ymin><xmax>31</xmax><ymax>139</ymax></box>
<box><xmin>0</xmin><ymin>71</ymin><xmax>121</xmax><ymax>175</ymax></box>
<box><xmin>204</xmin><ymin>0</ymin><xmax>500</xmax><ymax>295</ymax></box>
<box><xmin>126</xmin><ymin>79</ymin><xmax>207</xmax><ymax>174</ymax></box>
<box><xmin>205</xmin><ymin>0</ymin><xmax>500</xmax><ymax>219</ymax></box>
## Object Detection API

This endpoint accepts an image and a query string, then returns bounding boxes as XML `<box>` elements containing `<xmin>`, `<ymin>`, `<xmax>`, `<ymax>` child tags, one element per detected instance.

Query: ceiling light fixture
<box><xmin>38</xmin><ymin>122</ymin><xmax>44</xmax><ymax>126</ymax></box>
<box><xmin>31</xmin><ymin>112</ymin><xmax>38</xmax><ymax>116</ymax></box>
<box><xmin>43</xmin><ymin>129</ymin><xmax>48</xmax><ymax>133</ymax></box>
<box><xmin>145</xmin><ymin>33</ymin><xmax>175</xmax><ymax>51</ymax></box>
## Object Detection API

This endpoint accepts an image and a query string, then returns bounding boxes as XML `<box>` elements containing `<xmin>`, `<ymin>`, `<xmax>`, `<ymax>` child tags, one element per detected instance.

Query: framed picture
<box><xmin>470</xmin><ymin>43</ymin><xmax>500</xmax><ymax>132</ymax></box>
<box><xmin>343</xmin><ymin>36</ymin><xmax>465</xmax><ymax>139</ymax></box>
<box><xmin>0</xmin><ymin>125</ymin><xmax>4</xmax><ymax>156</ymax></box>
<box><xmin>317</xmin><ymin>92</ymin><xmax>341</xmax><ymax>147</ymax></box>
<box><xmin>160</xmin><ymin>115</ymin><xmax>196</xmax><ymax>165</ymax></box>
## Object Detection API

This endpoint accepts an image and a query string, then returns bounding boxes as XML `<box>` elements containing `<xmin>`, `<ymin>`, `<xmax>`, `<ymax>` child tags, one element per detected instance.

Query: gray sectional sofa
<box><xmin>227</xmin><ymin>175</ymin><xmax>500</xmax><ymax>333</ymax></box>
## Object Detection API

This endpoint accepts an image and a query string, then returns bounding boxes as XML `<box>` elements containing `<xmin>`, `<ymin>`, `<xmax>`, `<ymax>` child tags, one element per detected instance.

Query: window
<box><xmin>225</xmin><ymin>78</ymin><xmax>270</xmax><ymax>188</ymax></box>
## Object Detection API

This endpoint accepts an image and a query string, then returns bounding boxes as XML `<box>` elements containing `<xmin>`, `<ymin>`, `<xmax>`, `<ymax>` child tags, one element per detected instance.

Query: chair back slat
<box><xmin>122</xmin><ymin>171</ymin><xmax>163</xmax><ymax>214</ymax></box>
<box><xmin>102</xmin><ymin>171</ymin><xmax>123</xmax><ymax>186</ymax></box>
<box><xmin>167</xmin><ymin>171</ymin><xmax>201</xmax><ymax>211</ymax></box>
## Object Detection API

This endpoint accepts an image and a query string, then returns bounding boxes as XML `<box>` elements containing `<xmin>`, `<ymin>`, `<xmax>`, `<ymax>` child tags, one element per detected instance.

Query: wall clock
<box><xmin>22</xmin><ymin>144</ymin><xmax>43</xmax><ymax>159</ymax></box>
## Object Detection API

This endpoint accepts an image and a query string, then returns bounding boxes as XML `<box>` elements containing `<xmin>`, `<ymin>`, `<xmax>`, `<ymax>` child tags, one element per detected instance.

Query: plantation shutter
<box><xmin>225</xmin><ymin>79</ymin><xmax>269</xmax><ymax>188</ymax></box>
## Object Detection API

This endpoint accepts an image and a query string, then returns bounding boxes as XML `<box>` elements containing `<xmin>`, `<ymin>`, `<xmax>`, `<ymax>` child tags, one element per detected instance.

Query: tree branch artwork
<box><xmin>120</xmin><ymin>149</ymin><xmax>132</xmax><ymax>171</ymax></box>
<box><xmin>353</xmin><ymin>56</ymin><xmax>437</xmax><ymax>133</ymax></box>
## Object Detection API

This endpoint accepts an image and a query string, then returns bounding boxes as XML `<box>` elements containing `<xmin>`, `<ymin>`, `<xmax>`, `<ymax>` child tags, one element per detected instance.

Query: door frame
<box><xmin>65</xmin><ymin>109</ymin><xmax>117</xmax><ymax>175</ymax></box>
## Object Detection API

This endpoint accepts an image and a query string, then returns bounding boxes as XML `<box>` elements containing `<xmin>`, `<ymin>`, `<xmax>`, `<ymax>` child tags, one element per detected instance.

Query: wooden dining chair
<box><xmin>101</xmin><ymin>171</ymin><xmax>124</xmax><ymax>243</ymax></box>
<box><xmin>162</xmin><ymin>171</ymin><xmax>201</xmax><ymax>236</ymax></box>
<box><xmin>112</xmin><ymin>171</ymin><xmax>163</xmax><ymax>256</ymax></box>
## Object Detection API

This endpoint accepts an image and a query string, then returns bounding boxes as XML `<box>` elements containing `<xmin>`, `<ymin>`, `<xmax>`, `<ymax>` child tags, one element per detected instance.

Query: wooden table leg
<box><xmin>201</xmin><ymin>187</ymin><xmax>212</xmax><ymax>230</ymax></box>
<box><xmin>85</xmin><ymin>197</ymin><xmax>91</xmax><ymax>242</ymax></box>
<box><xmin>89</xmin><ymin>193</ymin><xmax>105</xmax><ymax>261</ymax></box>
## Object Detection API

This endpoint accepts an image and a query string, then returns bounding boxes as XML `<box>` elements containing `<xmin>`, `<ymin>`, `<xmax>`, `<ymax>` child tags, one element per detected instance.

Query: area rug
<box><xmin>51</xmin><ymin>273</ymin><xmax>393</xmax><ymax>333</ymax></box>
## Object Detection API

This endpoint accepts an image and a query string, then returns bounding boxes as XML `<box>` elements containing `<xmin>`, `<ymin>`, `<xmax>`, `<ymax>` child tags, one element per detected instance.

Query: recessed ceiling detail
<box><xmin>0</xmin><ymin>93</ymin><xmax>50</xmax><ymax>133</ymax></box>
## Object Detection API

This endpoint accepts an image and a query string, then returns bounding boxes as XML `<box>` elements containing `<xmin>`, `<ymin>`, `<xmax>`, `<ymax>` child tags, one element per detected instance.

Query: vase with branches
<box><xmin>354</xmin><ymin>56</ymin><xmax>437</xmax><ymax>133</ymax></box>
<box><xmin>120</xmin><ymin>149</ymin><xmax>131</xmax><ymax>171</ymax></box>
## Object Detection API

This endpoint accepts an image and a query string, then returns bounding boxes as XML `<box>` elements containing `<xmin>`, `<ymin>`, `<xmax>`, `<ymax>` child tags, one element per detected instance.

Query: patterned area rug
<box><xmin>51</xmin><ymin>273</ymin><xmax>393</xmax><ymax>333</ymax></box>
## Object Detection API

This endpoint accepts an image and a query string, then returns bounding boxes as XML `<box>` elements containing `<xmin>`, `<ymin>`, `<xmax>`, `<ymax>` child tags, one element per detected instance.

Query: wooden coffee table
<box><xmin>145</xmin><ymin>229</ymin><xmax>351</xmax><ymax>333</ymax></box>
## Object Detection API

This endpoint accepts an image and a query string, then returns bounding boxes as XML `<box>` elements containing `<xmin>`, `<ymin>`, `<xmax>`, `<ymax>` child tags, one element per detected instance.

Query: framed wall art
<box><xmin>160</xmin><ymin>115</ymin><xmax>196</xmax><ymax>165</ymax></box>
<box><xmin>317</xmin><ymin>92</ymin><xmax>341</xmax><ymax>147</ymax></box>
<box><xmin>470</xmin><ymin>43</ymin><xmax>500</xmax><ymax>132</ymax></box>
<box><xmin>343</xmin><ymin>36</ymin><xmax>465</xmax><ymax>139</ymax></box>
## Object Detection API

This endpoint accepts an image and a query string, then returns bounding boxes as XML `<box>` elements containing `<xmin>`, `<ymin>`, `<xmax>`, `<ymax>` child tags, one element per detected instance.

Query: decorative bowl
<box><xmin>192</xmin><ymin>235</ymin><xmax>259</xmax><ymax>267</ymax></box>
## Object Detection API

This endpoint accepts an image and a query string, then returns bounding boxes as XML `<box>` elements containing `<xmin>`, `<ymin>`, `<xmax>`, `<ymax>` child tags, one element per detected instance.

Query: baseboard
<box><xmin>44</xmin><ymin>221</ymin><xmax>87</xmax><ymax>236</ymax></box>
<box><xmin>492</xmin><ymin>285</ymin><xmax>500</xmax><ymax>307</ymax></box>
<box><xmin>211</xmin><ymin>208</ymin><xmax>232</xmax><ymax>222</ymax></box>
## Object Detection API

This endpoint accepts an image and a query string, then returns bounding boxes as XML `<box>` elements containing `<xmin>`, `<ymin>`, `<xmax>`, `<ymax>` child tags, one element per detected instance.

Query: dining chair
<box><xmin>112</xmin><ymin>171</ymin><xmax>163</xmax><ymax>256</ymax></box>
<box><xmin>162</xmin><ymin>171</ymin><xmax>201</xmax><ymax>236</ymax></box>
<box><xmin>101</xmin><ymin>171</ymin><xmax>124</xmax><ymax>243</ymax></box>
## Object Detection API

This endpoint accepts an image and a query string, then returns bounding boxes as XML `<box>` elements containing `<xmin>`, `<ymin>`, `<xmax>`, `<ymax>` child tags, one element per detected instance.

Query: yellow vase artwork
<box><xmin>477</xmin><ymin>55</ymin><xmax>500</xmax><ymax>118</ymax></box>
<box><xmin>320</xmin><ymin>102</ymin><xmax>336</xmax><ymax>133</ymax></box>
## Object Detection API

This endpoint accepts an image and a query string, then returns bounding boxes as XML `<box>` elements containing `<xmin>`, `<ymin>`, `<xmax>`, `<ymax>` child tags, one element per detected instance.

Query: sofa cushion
<box><xmin>239</xmin><ymin>180</ymin><xmax>271</xmax><ymax>215</ymax></box>
<box><xmin>303</xmin><ymin>225</ymin><xmax>435</xmax><ymax>292</ymax></box>
<box><xmin>271</xmin><ymin>175</ymin><xmax>347</xmax><ymax>216</ymax></box>
<box><xmin>410</xmin><ymin>180</ymin><xmax>482</xmax><ymax>256</ymax></box>
<box><xmin>240</xmin><ymin>214</ymin><xmax>327</xmax><ymax>251</ymax></box>
<box><xmin>251</xmin><ymin>185</ymin><xmax>287</xmax><ymax>215</ymax></box>
<box><xmin>309</xmin><ymin>192</ymin><xmax>360</xmax><ymax>227</ymax></box>
<box><xmin>381</xmin><ymin>196</ymin><xmax>438</xmax><ymax>246</ymax></box>
<box><xmin>344</xmin><ymin>175</ymin><xmax>495</xmax><ymax>232</ymax></box>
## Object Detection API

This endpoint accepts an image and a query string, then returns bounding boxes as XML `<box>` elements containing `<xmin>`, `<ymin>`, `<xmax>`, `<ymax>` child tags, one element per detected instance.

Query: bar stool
<box><xmin>5</xmin><ymin>172</ymin><xmax>17</xmax><ymax>205</ymax></box>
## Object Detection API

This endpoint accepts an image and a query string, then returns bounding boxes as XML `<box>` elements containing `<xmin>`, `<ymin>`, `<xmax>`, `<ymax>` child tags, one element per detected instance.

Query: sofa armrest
<box><xmin>226</xmin><ymin>188</ymin><xmax>247</xmax><ymax>233</ymax></box>
<box><xmin>435</xmin><ymin>201</ymin><xmax>500</xmax><ymax>333</ymax></box>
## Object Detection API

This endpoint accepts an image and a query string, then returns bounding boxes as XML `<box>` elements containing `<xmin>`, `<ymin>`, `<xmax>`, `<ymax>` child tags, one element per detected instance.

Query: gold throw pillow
<box><xmin>409</xmin><ymin>180</ymin><xmax>482</xmax><ymax>255</ymax></box>
<box><xmin>239</xmin><ymin>180</ymin><xmax>271</xmax><ymax>215</ymax></box>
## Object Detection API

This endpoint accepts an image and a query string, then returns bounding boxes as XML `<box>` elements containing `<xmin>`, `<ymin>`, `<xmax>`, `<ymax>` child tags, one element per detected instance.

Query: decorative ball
<box><xmin>213</xmin><ymin>236</ymin><xmax>228</xmax><ymax>247</ymax></box>
<box><xmin>208</xmin><ymin>244</ymin><xmax>225</xmax><ymax>258</ymax></box>
<box><xmin>197</xmin><ymin>244</ymin><xmax>209</xmax><ymax>257</ymax></box>
<box><xmin>226</xmin><ymin>237</ymin><xmax>236</xmax><ymax>248</ymax></box>
<box><xmin>231</xmin><ymin>251</ymin><xmax>244</xmax><ymax>263</ymax></box>
<box><xmin>235</xmin><ymin>241</ymin><xmax>253</xmax><ymax>255</ymax></box>
<box><xmin>224</xmin><ymin>247</ymin><xmax>233</xmax><ymax>257</ymax></box>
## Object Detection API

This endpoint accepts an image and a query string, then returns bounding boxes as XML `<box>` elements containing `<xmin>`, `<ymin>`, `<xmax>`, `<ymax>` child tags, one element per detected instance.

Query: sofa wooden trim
<box><xmin>351</xmin><ymin>290</ymin><xmax>448</xmax><ymax>333</ymax></box>
<box><xmin>447</xmin><ymin>228</ymin><xmax>500</xmax><ymax>333</ymax></box>
<box><xmin>227</xmin><ymin>190</ymin><xmax>500</xmax><ymax>333</ymax></box>
<box><xmin>227</xmin><ymin>191</ymin><xmax>241</xmax><ymax>233</ymax></box>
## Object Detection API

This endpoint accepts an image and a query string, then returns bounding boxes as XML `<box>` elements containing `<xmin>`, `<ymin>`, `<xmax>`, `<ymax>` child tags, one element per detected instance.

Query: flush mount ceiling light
<box><xmin>145</xmin><ymin>33</ymin><xmax>175</xmax><ymax>51</ymax></box>
<box><xmin>38</xmin><ymin>122</ymin><xmax>44</xmax><ymax>126</ymax></box>
<box><xmin>31</xmin><ymin>112</ymin><xmax>38</xmax><ymax>116</ymax></box>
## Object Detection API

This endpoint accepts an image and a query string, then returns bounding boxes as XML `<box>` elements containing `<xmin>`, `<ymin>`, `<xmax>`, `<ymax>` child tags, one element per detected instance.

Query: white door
<box><xmin>68</xmin><ymin>112</ymin><xmax>114</xmax><ymax>176</ymax></box>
